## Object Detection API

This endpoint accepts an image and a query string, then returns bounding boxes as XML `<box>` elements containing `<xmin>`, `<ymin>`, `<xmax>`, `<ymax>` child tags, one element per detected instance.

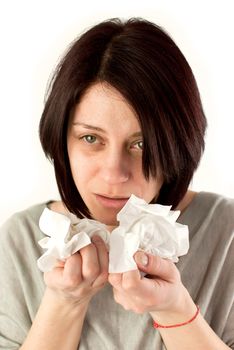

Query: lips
<box><xmin>94</xmin><ymin>194</ymin><xmax>130</xmax><ymax>209</ymax></box>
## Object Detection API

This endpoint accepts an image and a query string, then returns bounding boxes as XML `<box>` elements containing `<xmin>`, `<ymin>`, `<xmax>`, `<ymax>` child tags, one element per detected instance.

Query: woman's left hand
<box><xmin>108</xmin><ymin>251</ymin><xmax>192</xmax><ymax>316</ymax></box>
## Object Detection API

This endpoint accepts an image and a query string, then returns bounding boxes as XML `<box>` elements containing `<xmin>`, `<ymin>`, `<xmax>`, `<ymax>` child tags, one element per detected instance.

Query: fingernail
<box><xmin>135</xmin><ymin>252</ymin><xmax>149</xmax><ymax>266</ymax></box>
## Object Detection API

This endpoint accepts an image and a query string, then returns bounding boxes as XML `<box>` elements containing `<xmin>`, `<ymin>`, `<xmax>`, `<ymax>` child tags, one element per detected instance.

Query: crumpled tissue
<box><xmin>37</xmin><ymin>195</ymin><xmax>189</xmax><ymax>273</ymax></box>
<box><xmin>37</xmin><ymin>208</ymin><xmax>110</xmax><ymax>272</ymax></box>
<box><xmin>108</xmin><ymin>194</ymin><xmax>189</xmax><ymax>272</ymax></box>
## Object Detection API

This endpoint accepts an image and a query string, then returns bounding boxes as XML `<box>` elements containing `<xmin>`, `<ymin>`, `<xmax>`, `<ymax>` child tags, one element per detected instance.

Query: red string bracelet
<box><xmin>153</xmin><ymin>305</ymin><xmax>200</xmax><ymax>329</ymax></box>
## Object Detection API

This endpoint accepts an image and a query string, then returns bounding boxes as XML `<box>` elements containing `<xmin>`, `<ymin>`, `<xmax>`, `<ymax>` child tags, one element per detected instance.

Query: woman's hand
<box><xmin>108</xmin><ymin>251</ymin><xmax>195</xmax><ymax>318</ymax></box>
<box><xmin>43</xmin><ymin>235</ymin><xmax>109</xmax><ymax>306</ymax></box>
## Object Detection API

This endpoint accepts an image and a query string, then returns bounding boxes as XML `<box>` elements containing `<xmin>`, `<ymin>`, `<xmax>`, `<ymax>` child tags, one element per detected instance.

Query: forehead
<box><xmin>72</xmin><ymin>82</ymin><xmax>140</xmax><ymax>131</ymax></box>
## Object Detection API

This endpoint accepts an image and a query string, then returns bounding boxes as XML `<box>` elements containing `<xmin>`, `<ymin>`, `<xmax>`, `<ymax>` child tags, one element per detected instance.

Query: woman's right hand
<box><xmin>43</xmin><ymin>235</ymin><xmax>109</xmax><ymax>306</ymax></box>
<box><xmin>20</xmin><ymin>235</ymin><xmax>108</xmax><ymax>349</ymax></box>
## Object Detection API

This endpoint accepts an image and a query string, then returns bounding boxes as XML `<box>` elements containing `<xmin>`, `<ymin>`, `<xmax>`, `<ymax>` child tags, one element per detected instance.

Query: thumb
<box><xmin>134</xmin><ymin>251</ymin><xmax>178</xmax><ymax>282</ymax></box>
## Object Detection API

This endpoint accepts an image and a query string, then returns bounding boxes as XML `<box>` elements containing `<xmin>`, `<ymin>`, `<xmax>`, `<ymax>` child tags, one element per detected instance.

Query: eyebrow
<box><xmin>72</xmin><ymin>122</ymin><xmax>142</xmax><ymax>137</ymax></box>
<box><xmin>72</xmin><ymin>122</ymin><xmax>106</xmax><ymax>133</ymax></box>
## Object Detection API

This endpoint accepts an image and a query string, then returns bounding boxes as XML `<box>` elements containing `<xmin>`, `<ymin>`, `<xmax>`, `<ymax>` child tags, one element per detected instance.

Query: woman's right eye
<box><xmin>81</xmin><ymin>135</ymin><xmax>97</xmax><ymax>144</ymax></box>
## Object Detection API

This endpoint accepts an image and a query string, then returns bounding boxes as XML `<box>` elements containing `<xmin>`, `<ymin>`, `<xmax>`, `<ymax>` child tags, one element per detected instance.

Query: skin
<box><xmin>21</xmin><ymin>82</ymin><xmax>230</xmax><ymax>349</ymax></box>
<box><xmin>67</xmin><ymin>82</ymin><xmax>163</xmax><ymax>227</ymax></box>
<box><xmin>50</xmin><ymin>81</ymin><xmax>196</xmax><ymax>321</ymax></box>
<box><xmin>47</xmin><ymin>81</ymin><xmax>196</xmax><ymax>311</ymax></box>
<box><xmin>46</xmin><ymin>81</ymin><xmax>188</xmax><ymax>315</ymax></box>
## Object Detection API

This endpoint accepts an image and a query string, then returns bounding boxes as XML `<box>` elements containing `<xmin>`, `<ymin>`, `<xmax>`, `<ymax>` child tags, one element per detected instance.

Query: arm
<box><xmin>150</xmin><ymin>288</ymin><xmax>231</xmax><ymax>350</ymax></box>
<box><xmin>109</xmin><ymin>252</ymin><xmax>232</xmax><ymax>350</ymax></box>
<box><xmin>20</xmin><ymin>288</ymin><xmax>88</xmax><ymax>350</ymax></box>
<box><xmin>20</xmin><ymin>235</ymin><xmax>108</xmax><ymax>350</ymax></box>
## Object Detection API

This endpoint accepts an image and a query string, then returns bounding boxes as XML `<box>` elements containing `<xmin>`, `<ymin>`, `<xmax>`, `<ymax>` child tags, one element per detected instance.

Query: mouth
<box><xmin>94</xmin><ymin>194</ymin><xmax>130</xmax><ymax>209</ymax></box>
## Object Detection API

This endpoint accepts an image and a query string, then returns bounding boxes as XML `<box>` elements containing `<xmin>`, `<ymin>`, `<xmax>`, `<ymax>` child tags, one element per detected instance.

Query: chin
<box><xmin>91</xmin><ymin>211</ymin><xmax>118</xmax><ymax>226</ymax></box>
<box><xmin>99</xmin><ymin>216</ymin><xmax>118</xmax><ymax>227</ymax></box>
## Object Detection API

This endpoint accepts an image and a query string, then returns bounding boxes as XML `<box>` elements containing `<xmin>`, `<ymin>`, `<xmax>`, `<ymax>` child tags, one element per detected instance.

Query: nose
<box><xmin>100</xmin><ymin>149</ymin><xmax>130</xmax><ymax>184</ymax></box>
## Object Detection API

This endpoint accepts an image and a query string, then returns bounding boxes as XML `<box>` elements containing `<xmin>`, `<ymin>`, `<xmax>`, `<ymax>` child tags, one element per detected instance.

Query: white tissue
<box><xmin>37</xmin><ymin>208</ymin><xmax>110</xmax><ymax>272</ymax></box>
<box><xmin>37</xmin><ymin>195</ymin><xmax>189</xmax><ymax>273</ymax></box>
<box><xmin>108</xmin><ymin>195</ymin><xmax>189</xmax><ymax>272</ymax></box>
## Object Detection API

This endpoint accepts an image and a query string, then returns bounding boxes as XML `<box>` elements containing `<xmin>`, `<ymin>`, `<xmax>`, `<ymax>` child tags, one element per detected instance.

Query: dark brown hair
<box><xmin>39</xmin><ymin>17</ymin><xmax>207</xmax><ymax>218</ymax></box>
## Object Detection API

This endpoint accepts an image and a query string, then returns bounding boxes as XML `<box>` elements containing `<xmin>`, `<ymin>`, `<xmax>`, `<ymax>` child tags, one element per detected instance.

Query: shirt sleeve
<box><xmin>221</xmin><ymin>237</ymin><xmax>234</xmax><ymax>349</ymax></box>
<box><xmin>0</xmin><ymin>213</ymin><xmax>44</xmax><ymax>349</ymax></box>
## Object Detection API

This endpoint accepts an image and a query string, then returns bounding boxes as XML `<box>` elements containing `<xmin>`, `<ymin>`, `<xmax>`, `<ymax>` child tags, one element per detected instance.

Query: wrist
<box><xmin>150</xmin><ymin>286</ymin><xmax>197</xmax><ymax>326</ymax></box>
<box><xmin>153</xmin><ymin>305</ymin><xmax>200</xmax><ymax>329</ymax></box>
<box><xmin>44</xmin><ymin>287</ymin><xmax>90</xmax><ymax>314</ymax></box>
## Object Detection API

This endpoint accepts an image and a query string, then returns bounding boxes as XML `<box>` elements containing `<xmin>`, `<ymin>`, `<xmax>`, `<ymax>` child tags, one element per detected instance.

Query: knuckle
<box><xmin>63</xmin><ymin>275</ymin><xmax>80</xmax><ymax>289</ymax></box>
<box><xmin>84</xmin><ymin>264</ymin><xmax>100</xmax><ymax>280</ymax></box>
<box><xmin>95</xmin><ymin>281</ymin><xmax>107</xmax><ymax>290</ymax></box>
<box><xmin>122</xmin><ymin>279</ymin><xmax>138</xmax><ymax>291</ymax></box>
<box><xmin>98</xmin><ymin>271</ymin><xmax>108</xmax><ymax>283</ymax></box>
<box><xmin>108</xmin><ymin>273</ymin><xmax>121</xmax><ymax>286</ymax></box>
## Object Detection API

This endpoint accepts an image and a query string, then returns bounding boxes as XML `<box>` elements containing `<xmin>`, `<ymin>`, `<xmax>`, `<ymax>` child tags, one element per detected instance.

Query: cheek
<box><xmin>68</xmin><ymin>150</ymin><xmax>83</xmax><ymax>181</ymax></box>
<box><xmin>69</xmin><ymin>152</ymin><xmax>96</xmax><ymax>186</ymax></box>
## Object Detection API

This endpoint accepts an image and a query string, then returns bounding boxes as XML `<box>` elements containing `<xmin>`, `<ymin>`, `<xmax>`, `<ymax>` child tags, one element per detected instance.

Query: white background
<box><xmin>0</xmin><ymin>0</ymin><xmax>233</xmax><ymax>225</ymax></box>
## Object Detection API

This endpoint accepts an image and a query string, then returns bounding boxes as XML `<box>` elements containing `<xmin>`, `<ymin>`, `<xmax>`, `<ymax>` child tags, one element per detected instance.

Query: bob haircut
<box><xmin>39</xmin><ymin>17</ymin><xmax>207</xmax><ymax>218</ymax></box>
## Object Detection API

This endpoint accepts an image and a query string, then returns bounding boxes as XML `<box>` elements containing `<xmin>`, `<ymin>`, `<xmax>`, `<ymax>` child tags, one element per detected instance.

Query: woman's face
<box><xmin>67</xmin><ymin>82</ymin><xmax>163</xmax><ymax>226</ymax></box>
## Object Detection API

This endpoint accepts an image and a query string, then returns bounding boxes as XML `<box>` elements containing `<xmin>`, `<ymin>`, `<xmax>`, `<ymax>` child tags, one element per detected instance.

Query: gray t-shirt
<box><xmin>0</xmin><ymin>192</ymin><xmax>233</xmax><ymax>349</ymax></box>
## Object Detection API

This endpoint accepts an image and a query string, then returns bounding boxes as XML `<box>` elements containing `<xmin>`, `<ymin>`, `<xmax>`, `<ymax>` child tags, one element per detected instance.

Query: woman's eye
<box><xmin>133</xmin><ymin>140</ymin><xmax>143</xmax><ymax>150</ymax></box>
<box><xmin>82</xmin><ymin>135</ymin><xmax>97</xmax><ymax>144</ymax></box>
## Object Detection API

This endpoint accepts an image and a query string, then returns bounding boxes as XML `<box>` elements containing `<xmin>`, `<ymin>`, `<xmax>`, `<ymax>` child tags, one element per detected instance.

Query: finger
<box><xmin>91</xmin><ymin>235</ymin><xmax>109</xmax><ymax>288</ymax></box>
<box><xmin>80</xmin><ymin>242</ymin><xmax>100</xmax><ymax>282</ymax></box>
<box><xmin>134</xmin><ymin>252</ymin><xmax>179</xmax><ymax>282</ymax></box>
<box><xmin>44</xmin><ymin>253</ymin><xmax>82</xmax><ymax>289</ymax></box>
<box><xmin>55</xmin><ymin>259</ymin><xmax>65</xmax><ymax>268</ymax></box>
<box><xmin>108</xmin><ymin>273</ymin><xmax>123</xmax><ymax>290</ymax></box>
<box><xmin>121</xmin><ymin>269</ymin><xmax>141</xmax><ymax>292</ymax></box>
<box><xmin>121</xmin><ymin>269</ymin><xmax>159</xmax><ymax>302</ymax></box>
<box><xmin>62</xmin><ymin>252</ymin><xmax>83</xmax><ymax>288</ymax></box>
<box><xmin>44</xmin><ymin>266</ymin><xmax>64</xmax><ymax>288</ymax></box>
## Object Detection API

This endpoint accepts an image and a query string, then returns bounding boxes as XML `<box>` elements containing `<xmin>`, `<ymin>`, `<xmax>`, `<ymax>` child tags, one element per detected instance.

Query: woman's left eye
<box><xmin>132</xmin><ymin>140</ymin><xmax>143</xmax><ymax>150</ymax></box>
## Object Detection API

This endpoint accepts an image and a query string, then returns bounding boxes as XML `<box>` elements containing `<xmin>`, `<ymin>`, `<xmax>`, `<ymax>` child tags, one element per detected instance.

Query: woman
<box><xmin>0</xmin><ymin>18</ymin><xmax>233</xmax><ymax>349</ymax></box>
